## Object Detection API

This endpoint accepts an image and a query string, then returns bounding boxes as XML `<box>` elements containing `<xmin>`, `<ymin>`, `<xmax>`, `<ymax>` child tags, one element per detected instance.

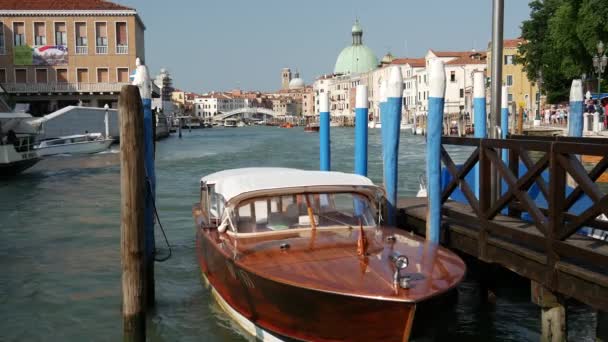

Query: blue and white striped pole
<box><xmin>427</xmin><ymin>60</ymin><xmax>446</xmax><ymax>243</ymax></box>
<box><xmin>383</xmin><ymin>67</ymin><xmax>403</xmax><ymax>226</ymax></box>
<box><xmin>568</xmin><ymin>79</ymin><xmax>584</xmax><ymax>138</ymax></box>
<box><xmin>379</xmin><ymin>79</ymin><xmax>388</xmax><ymax>154</ymax></box>
<box><xmin>319</xmin><ymin>92</ymin><xmax>330</xmax><ymax>171</ymax></box>
<box><xmin>354</xmin><ymin>85</ymin><xmax>369</xmax><ymax>176</ymax></box>
<box><xmin>473</xmin><ymin>71</ymin><xmax>487</xmax><ymax>198</ymax></box>
<box><xmin>501</xmin><ymin>85</ymin><xmax>509</xmax><ymax>162</ymax></box>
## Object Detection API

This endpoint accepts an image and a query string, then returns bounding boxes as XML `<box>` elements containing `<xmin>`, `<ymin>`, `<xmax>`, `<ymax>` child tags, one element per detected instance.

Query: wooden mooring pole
<box><xmin>531</xmin><ymin>281</ymin><xmax>566</xmax><ymax>342</ymax></box>
<box><xmin>119</xmin><ymin>85</ymin><xmax>146</xmax><ymax>341</ymax></box>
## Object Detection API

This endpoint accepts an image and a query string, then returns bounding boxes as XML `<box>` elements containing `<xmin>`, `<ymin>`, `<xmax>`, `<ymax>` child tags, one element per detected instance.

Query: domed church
<box><xmin>333</xmin><ymin>20</ymin><xmax>378</xmax><ymax>75</ymax></box>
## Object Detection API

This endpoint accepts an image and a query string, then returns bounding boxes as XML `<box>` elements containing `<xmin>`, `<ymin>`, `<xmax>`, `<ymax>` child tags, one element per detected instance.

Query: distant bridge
<box><xmin>211</xmin><ymin>107</ymin><xmax>281</xmax><ymax>122</ymax></box>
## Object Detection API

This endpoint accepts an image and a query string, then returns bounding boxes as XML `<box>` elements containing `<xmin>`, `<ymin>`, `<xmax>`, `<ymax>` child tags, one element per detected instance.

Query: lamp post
<box><xmin>592</xmin><ymin>40</ymin><xmax>607</xmax><ymax>96</ymax></box>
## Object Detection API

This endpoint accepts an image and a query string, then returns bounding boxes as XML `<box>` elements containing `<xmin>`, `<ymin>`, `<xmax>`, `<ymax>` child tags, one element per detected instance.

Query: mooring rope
<box><xmin>145</xmin><ymin>176</ymin><xmax>172</xmax><ymax>262</ymax></box>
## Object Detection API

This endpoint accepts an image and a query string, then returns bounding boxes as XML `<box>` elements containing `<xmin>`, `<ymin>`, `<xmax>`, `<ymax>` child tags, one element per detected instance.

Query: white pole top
<box><xmin>379</xmin><ymin>80</ymin><xmax>388</xmax><ymax>103</ymax></box>
<box><xmin>428</xmin><ymin>59</ymin><xmax>446</xmax><ymax>99</ymax></box>
<box><xmin>387</xmin><ymin>66</ymin><xmax>404</xmax><ymax>98</ymax></box>
<box><xmin>473</xmin><ymin>71</ymin><xmax>485</xmax><ymax>99</ymax></box>
<box><xmin>319</xmin><ymin>92</ymin><xmax>329</xmax><ymax>113</ymax></box>
<box><xmin>356</xmin><ymin>84</ymin><xmax>368</xmax><ymax>109</ymax></box>
<box><xmin>570</xmin><ymin>79</ymin><xmax>583</xmax><ymax>102</ymax></box>
<box><xmin>501</xmin><ymin>85</ymin><xmax>509</xmax><ymax>109</ymax></box>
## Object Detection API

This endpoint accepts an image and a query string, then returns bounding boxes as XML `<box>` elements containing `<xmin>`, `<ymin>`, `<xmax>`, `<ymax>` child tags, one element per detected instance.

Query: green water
<box><xmin>0</xmin><ymin>127</ymin><xmax>596</xmax><ymax>341</ymax></box>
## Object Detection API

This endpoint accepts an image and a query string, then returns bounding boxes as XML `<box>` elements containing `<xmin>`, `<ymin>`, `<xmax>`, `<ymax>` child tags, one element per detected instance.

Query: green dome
<box><xmin>334</xmin><ymin>20</ymin><xmax>378</xmax><ymax>75</ymax></box>
<box><xmin>334</xmin><ymin>45</ymin><xmax>378</xmax><ymax>74</ymax></box>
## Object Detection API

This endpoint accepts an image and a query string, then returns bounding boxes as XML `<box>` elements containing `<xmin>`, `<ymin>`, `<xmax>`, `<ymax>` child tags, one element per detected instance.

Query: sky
<box><xmin>121</xmin><ymin>0</ymin><xmax>533</xmax><ymax>93</ymax></box>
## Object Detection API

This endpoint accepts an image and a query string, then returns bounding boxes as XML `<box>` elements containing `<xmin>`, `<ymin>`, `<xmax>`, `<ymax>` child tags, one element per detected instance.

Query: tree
<box><xmin>517</xmin><ymin>0</ymin><xmax>608</xmax><ymax>102</ymax></box>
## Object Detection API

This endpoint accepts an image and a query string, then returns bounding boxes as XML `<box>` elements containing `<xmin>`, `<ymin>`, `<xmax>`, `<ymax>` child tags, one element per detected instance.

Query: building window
<box><xmin>13</xmin><ymin>23</ymin><xmax>25</xmax><ymax>46</ymax></box>
<box><xmin>506</xmin><ymin>75</ymin><xmax>513</xmax><ymax>86</ymax></box>
<box><xmin>35</xmin><ymin>69</ymin><xmax>48</xmax><ymax>83</ymax></box>
<box><xmin>0</xmin><ymin>69</ymin><xmax>6</xmax><ymax>83</ymax></box>
<box><xmin>34</xmin><ymin>22</ymin><xmax>46</xmax><ymax>46</ymax></box>
<box><xmin>95</xmin><ymin>22</ymin><xmax>108</xmax><ymax>54</ymax></box>
<box><xmin>115</xmin><ymin>22</ymin><xmax>128</xmax><ymax>54</ymax></box>
<box><xmin>15</xmin><ymin>69</ymin><xmax>27</xmax><ymax>83</ymax></box>
<box><xmin>117</xmin><ymin>68</ymin><xmax>129</xmax><ymax>83</ymax></box>
<box><xmin>54</xmin><ymin>22</ymin><xmax>67</xmax><ymax>46</ymax></box>
<box><xmin>0</xmin><ymin>22</ymin><xmax>5</xmax><ymax>54</ymax></box>
<box><xmin>97</xmin><ymin>68</ymin><xmax>109</xmax><ymax>83</ymax></box>
<box><xmin>77</xmin><ymin>68</ymin><xmax>89</xmax><ymax>83</ymax></box>
<box><xmin>56</xmin><ymin>68</ymin><xmax>68</xmax><ymax>83</ymax></box>
<box><xmin>459</xmin><ymin>88</ymin><xmax>464</xmax><ymax>98</ymax></box>
<box><xmin>508</xmin><ymin>93</ymin><xmax>513</xmax><ymax>103</ymax></box>
<box><xmin>450</xmin><ymin>71</ymin><xmax>456</xmax><ymax>82</ymax></box>
<box><xmin>75</xmin><ymin>22</ymin><xmax>87</xmax><ymax>54</ymax></box>
<box><xmin>504</xmin><ymin>55</ymin><xmax>514</xmax><ymax>65</ymax></box>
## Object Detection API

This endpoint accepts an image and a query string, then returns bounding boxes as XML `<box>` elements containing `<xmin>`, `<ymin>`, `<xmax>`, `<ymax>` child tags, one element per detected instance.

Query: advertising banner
<box><xmin>13</xmin><ymin>45</ymin><xmax>68</xmax><ymax>65</ymax></box>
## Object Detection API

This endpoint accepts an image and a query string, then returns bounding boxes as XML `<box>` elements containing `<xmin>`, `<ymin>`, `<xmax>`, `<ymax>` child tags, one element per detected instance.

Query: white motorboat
<box><xmin>0</xmin><ymin>113</ymin><xmax>40</xmax><ymax>177</ymax></box>
<box><xmin>368</xmin><ymin>120</ymin><xmax>381</xmax><ymax>129</ymax></box>
<box><xmin>36</xmin><ymin>133</ymin><xmax>113</xmax><ymax>156</ymax></box>
<box><xmin>400</xmin><ymin>122</ymin><xmax>414</xmax><ymax>133</ymax></box>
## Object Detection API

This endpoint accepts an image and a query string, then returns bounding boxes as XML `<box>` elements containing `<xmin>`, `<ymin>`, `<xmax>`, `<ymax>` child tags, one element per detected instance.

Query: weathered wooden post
<box><xmin>568</xmin><ymin>80</ymin><xmax>584</xmax><ymax>138</ymax></box>
<box><xmin>319</xmin><ymin>92</ymin><xmax>330</xmax><ymax>171</ymax></box>
<box><xmin>531</xmin><ymin>281</ymin><xmax>566</xmax><ymax>342</ymax></box>
<box><xmin>517</xmin><ymin>106</ymin><xmax>524</xmax><ymax>134</ymax></box>
<box><xmin>119</xmin><ymin>85</ymin><xmax>146</xmax><ymax>342</ymax></box>
<box><xmin>178</xmin><ymin>118</ymin><xmax>182</xmax><ymax>138</ymax></box>
<box><xmin>383</xmin><ymin>67</ymin><xmax>403</xmax><ymax>225</ymax></box>
<box><xmin>354</xmin><ymin>85</ymin><xmax>369</xmax><ymax>176</ymax></box>
<box><xmin>426</xmin><ymin>60</ymin><xmax>446</xmax><ymax>243</ymax></box>
<box><xmin>132</xmin><ymin>57</ymin><xmax>156</xmax><ymax>307</ymax></box>
<box><xmin>473</xmin><ymin>71</ymin><xmax>487</xmax><ymax>198</ymax></box>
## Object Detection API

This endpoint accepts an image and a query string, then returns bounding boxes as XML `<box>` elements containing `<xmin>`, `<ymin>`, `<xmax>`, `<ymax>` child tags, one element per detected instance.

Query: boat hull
<box><xmin>0</xmin><ymin>157</ymin><xmax>40</xmax><ymax>178</ymax></box>
<box><xmin>197</xmin><ymin>229</ymin><xmax>417</xmax><ymax>341</ymax></box>
<box><xmin>36</xmin><ymin>139</ymin><xmax>113</xmax><ymax>156</ymax></box>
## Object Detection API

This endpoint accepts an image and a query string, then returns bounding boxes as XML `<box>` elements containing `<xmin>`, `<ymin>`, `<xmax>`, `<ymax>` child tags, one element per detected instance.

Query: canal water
<box><xmin>0</xmin><ymin>126</ymin><xmax>596</xmax><ymax>341</ymax></box>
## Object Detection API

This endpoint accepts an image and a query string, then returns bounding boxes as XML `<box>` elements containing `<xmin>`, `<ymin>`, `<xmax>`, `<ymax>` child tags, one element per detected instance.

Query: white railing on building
<box><xmin>96</xmin><ymin>46</ymin><xmax>108</xmax><ymax>54</ymax></box>
<box><xmin>116</xmin><ymin>45</ymin><xmax>128</xmax><ymax>54</ymax></box>
<box><xmin>3</xmin><ymin>82</ymin><xmax>129</xmax><ymax>93</ymax></box>
<box><xmin>76</xmin><ymin>46</ymin><xmax>88</xmax><ymax>54</ymax></box>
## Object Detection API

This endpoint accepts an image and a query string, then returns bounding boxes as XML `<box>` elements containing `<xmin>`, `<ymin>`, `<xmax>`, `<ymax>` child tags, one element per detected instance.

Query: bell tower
<box><xmin>281</xmin><ymin>68</ymin><xmax>292</xmax><ymax>90</ymax></box>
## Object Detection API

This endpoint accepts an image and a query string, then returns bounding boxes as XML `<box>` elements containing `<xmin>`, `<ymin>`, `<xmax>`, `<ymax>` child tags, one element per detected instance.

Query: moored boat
<box><xmin>224</xmin><ymin>119</ymin><xmax>238</xmax><ymax>127</ymax></box>
<box><xmin>193</xmin><ymin>168</ymin><xmax>466</xmax><ymax>341</ymax></box>
<box><xmin>0</xmin><ymin>113</ymin><xmax>41</xmax><ymax>177</ymax></box>
<box><xmin>35</xmin><ymin>133</ymin><xmax>113</xmax><ymax>156</ymax></box>
<box><xmin>304</xmin><ymin>124</ymin><xmax>319</xmax><ymax>132</ymax></box>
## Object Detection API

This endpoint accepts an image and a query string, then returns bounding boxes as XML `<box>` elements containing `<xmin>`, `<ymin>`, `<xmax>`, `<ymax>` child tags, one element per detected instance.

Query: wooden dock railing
<box><xmin>401</xmin><ymin>135</ymin><xmax>608</xmax><ymax>311</ymax></box>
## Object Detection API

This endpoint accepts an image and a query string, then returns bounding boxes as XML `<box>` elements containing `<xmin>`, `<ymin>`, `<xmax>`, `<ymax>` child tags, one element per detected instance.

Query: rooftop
<box><xmin>201</xmin><ymin>167</ymin><xmax>380</xmax><ymax>203</ymax></box>
<box><xmin>391</xmin><ymin>58</ymin><xmax>425</xmax><ymax>68</ymax></box>
<box><xmin>0</xmin><ymin>0</ymin><xmax>134</xmax><ymax>11</ymax></box>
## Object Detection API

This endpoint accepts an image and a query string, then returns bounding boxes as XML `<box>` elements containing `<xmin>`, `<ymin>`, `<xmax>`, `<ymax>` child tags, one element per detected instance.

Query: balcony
<box><xmin>75</xmin><ymin>46</ymin><xmax>88</xmax><ymax>54</ymax></box>
<box><xmin>3</xmin><ymin>82</ymin><xmax>129</xmax><ymax>94</ymax></box>
<box><xmin>4</xmin><ymin>82</ymin><xmax>162</xmax><ymax>97</ymax></box>
<box><xmin>96</xmin><ymin>46</ymin><xmax>108</xmax><ymax>54</ymax></box>
<box><xmin>116</xmin><ymin>45</ymin><xmax>128</xmax><ymax>54</ymax></box>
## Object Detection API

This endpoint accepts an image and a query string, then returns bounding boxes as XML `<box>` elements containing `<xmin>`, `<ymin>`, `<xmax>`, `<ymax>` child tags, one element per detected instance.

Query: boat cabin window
<box><xmin>233</xmin><ymin>192</ymin><xmax>376</xmax><ymax>234</ymax></box>
<box><xmin>207</xmin><ymin>184</ymin><xmax>224</xmax><ymax>224</ymax></box>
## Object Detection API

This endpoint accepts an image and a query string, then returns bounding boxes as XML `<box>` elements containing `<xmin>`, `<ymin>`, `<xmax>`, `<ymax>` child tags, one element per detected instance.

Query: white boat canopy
<box><xmin>201</xmin><ymin>167</ymin><xmax>382</xmax><ymax>203</ymax></box>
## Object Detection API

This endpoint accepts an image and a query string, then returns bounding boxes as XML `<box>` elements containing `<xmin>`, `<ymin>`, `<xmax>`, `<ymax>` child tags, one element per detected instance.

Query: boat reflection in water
<box><xmin>193</xmin><ymin>168</ymin><xmax>465</xmax><ymax>341</ymax></box>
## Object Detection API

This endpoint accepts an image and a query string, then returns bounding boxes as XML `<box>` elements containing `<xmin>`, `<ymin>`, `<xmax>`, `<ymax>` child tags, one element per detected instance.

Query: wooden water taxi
<box><xmin>192</xmin><ymin>168</ymin><xmax>465</xmax><ymax>341</ymax></box>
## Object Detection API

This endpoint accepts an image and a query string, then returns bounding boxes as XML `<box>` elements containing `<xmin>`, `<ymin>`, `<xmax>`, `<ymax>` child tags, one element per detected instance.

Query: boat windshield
<box><xmin>232</xmin><ymin>192</ymin><xmax>376</xmax><ymax>234</ymax></box>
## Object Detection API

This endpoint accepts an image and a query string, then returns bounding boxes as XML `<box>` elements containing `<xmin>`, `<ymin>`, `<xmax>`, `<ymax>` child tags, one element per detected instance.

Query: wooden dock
<box><xmin>397</xmin><ymin>135</ymin><xmax>608</xmax><ymax>340</ymax></box>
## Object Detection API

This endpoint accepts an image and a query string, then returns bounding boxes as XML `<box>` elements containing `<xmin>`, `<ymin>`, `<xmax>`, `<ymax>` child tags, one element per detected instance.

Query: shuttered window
<box><xmin>116</xmin><ymin>22</ymin><xmax>127</xmax><ymax>45</ymax></box>
<box><xmin>75</xmin><ymin>22</ymin><xmax>87</xmax><ymax>46</ymax></box>
<box><xmin>15</xmin><ymin>69</ymin><xmax>27</xmax><ymax>83</ymax></box>
<box><xmin>36</xmin><ymin>69</ymin><xmax>48</xmax><ymax>83</ymax></box>
<box><xmin>77</xmin><ymin>69</ymin><xmax>88</xmax><ymax>83</ymax></box>
<box><xmin>13</xmin><ymin>23</ymin><xmax>25</xmax><ymax>46</ymax></box>
<box><xmin>55</xmin><ymin>22</ymin><xmax>67</xmax><ymax>46</ymax></box>
<box><xmin>34</xmin><ymin>22</ymin><xmax>46</xmax><ymax>46</ymax></box>
<box><xmin>117</xmin><ymin>68</ymin><xmax>129</xmax><ymax>83</ymax></box>
<box><xmin>97</xmin><ymin>68</ymin><xmax>109</xmax><ymax>83</ymax></box>
<box><xmin>0</xmin><ymin>69</ymin><xmax>6</xmax><ymax>83</ymax></box>
<box><xmin>95</xmin><ymin>22</ymin><xmax>107</xmax><ymax>46</ymax></box>
<box><xmin>56</xmin><ymin>69</ymin><xmax>68</xmax><ymax>83</ymax></box>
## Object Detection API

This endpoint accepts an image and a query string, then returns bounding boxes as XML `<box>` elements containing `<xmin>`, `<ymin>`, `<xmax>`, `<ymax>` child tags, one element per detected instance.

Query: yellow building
<box><xmin>487</xmin><ymin>39</ymin><xmax>539</xmax><ymax>114</ymax></box>
<box><xmin>0</xmin><ymin>0</ymin><xmax>147</xmax><ymax>115</ymax></box>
